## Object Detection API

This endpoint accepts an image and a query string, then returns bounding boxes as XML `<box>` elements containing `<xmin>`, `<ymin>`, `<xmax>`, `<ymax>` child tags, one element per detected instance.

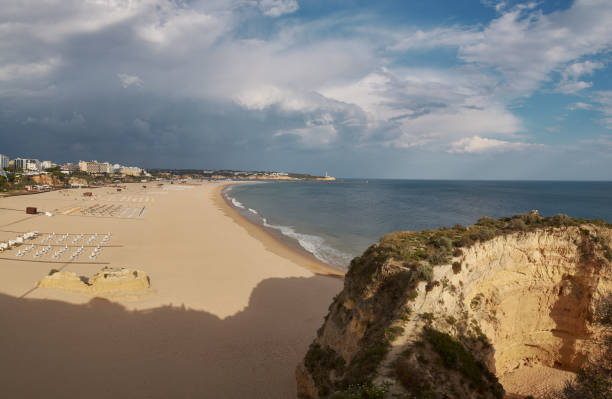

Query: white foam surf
<box><xmin>230</xmin><ymin>197</ymin><xmax>245</xmax><ymax>209</ymax></box>
<box><xmin>226</xmin><ymin>192</ymin><xmax>351</xmax><ymax>267</ymax></box>
<box><xmin>261</xmin><ymin>219</ymin><xmax>351</xmax><ymax>267</ymax></box>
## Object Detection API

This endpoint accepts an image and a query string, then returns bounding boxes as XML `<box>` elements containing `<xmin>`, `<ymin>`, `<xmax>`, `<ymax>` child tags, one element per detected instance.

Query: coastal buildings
<box><xmin>78</xmin><ymin>160</ymin><xmax>112</xmax><ymax>174</ymax></box>
<box><xmin>41</xmin><ymin>161</ymin><xmax>55</xmax><ymax>169</ymax></box>
<box><xmin>0</xmin><ymin>153</ymin><xmax>8</xmax><ymax>169</ymax></box>
<box><xmin>61</xmin><ymin>163</ymin><xmax>79</xmax><ymax>172</ymax></box>
<box><xmin>14</xmin><ymin>158</ymin><xmax>41</xmax><ymax>171</ymax></box>
<box><xmin>120</xmin><ymin>166</ymin><xmax>143</xmax><ymax>176</ymax></box>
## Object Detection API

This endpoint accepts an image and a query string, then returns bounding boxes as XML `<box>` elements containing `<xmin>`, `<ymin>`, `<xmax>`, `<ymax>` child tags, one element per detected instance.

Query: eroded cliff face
<box><xmin>297</xmin><ymin>220</ymin><xmax>612</xmax><ymax>399</ymax></box>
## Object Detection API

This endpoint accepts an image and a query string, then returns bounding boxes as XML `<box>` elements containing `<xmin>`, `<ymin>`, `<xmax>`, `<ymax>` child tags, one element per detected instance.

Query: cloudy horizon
<box><xmin>1</xmin><ymin>0</ymin><xmax>612</xmax><ymax>179</ymax></box>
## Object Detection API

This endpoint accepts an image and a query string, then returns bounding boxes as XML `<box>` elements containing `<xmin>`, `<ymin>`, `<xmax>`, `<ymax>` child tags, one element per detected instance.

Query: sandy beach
<box><xmin>0</xmin><ymin>182</ymin><xmax>344</xmax><ymax>398</ymax></box>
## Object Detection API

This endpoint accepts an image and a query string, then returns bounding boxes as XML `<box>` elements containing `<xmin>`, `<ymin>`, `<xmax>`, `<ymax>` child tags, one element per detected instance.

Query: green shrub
<box><xmin>385</xmin><ymin>326</ymin><xmax>405</xmax><ymax>342</ymax></box>
<box><xmin>470</xmin><ymin>294</ymin><xmax>484</xmax><ymax>311</ymax></box>
<box><xmin>420</xmin><ymin>312</ymin><xmax>434</xmax><ymax>324</ymax></box>
<box><xmin>422</xmin><ymin>327</ymin><xmax>504</xmax><ymax>398</ymax></box>
<box><xmin>393</xmin><ymin>358</ymin><xmax>435</xmax><ymax>398</ymax></box>
<box><xmin>398</xmin><ymin>307</ymin><xmax>412</xmax><ymax>322</ymax></box>
<box><xmin>329</xmin><ymin>383</ymin><xmax>388</xmax><ymax>399</ymax></box>
<box><xmin>417</xmin><ymin>264</ymin><xmax>434</xmax><ymax>281</ymax></box>
<box><xmin>476</xmin><ymin>216</ymin><xmax>496</xmax><ymax>226</ymax></box>
<box><xmin>510</xmin><ymin>218</ymin><xmax>527</xmax><ymax>231</ymax></box>
<box><xmin>602</xmin><ymin>244</ymin><xmax>612</xmax><ymax>261</ymax></box>
<box><xmin>304</xmin><ymin>343</ymin><xmax>345</xmax><ymax>396</ymax></box>
<box><xmin>425</xmin><ymin>280</ymin><xmax>440</xmax><ymax>292</ymax></box>
<box><xmin>436</xmin><ymin>236</ymin><xmax>453</xmax><ymax>250</ymax></box>
<box><xmin>452</xmin><ymin>261</ymin><xmax>462</xmax><ymax>274</ymax></box>
<box><xmin>475</xmin><ymin>228</ymin><xmax>495</xmax><ymax>241</ymax></box>
<box><xmin>457</xmin><ymin>235</ymin><xmax>475</xmax><ymax>247</ymax></box>
<box><xmin>553</xmin><ymin>213</ymin><xmax>574</xmax><ymax>226</ymax></box>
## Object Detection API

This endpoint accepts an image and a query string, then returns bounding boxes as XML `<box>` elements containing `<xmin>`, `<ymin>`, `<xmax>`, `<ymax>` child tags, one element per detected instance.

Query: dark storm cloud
<box><xmin>1</xmin><ymin>0</ymin><xmax>612</xmax><ymax>178</ymax></box>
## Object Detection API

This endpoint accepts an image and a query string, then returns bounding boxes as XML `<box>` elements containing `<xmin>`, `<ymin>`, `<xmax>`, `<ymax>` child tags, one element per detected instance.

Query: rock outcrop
<box><xmin>297</xmin><ymin>214</ymin><xmax>612</xmax><ymax>398</ymax></box>
<box><xmin>38</xmin><ymin>267</ymin><xmax>151</xmax><ymax>298</ymax></box>
<box><xmin>31</xmin><ymin>174</ymin><xmax>63</xmax><ymax>187</ymax></box>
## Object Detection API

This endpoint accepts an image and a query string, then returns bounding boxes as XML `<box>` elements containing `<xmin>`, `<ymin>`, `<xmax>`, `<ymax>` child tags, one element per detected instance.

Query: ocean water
<box><xmin>225</xmin><ymin>180</ymin><xmax>612</xmax><ymax>268</ymax></box>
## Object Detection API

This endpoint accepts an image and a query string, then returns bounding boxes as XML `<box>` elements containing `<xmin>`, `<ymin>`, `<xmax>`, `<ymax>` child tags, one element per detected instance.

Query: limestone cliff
<box><xmin>297</xmin><ymin>213</ymin><xmax>612</xmax><ymax>398</ymax></box>
<box><xmin>31</xmin><ymin>174</ymin><xmax>64</xmax><ymax>187</ymax></box>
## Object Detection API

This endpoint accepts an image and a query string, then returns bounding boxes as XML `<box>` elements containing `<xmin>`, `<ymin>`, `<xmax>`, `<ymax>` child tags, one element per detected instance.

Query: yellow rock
<box><xmin>38</xmin><ymin>267</ymin><xmax>151</xmax><ymax>298</ymax></box>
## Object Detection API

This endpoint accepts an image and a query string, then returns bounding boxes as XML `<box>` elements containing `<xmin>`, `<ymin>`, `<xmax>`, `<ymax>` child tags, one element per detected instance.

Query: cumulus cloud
<box><xmin>392</xmin><ymin>0</ymin><xmax>612</xmax><ymax>95</ymax></box>
<box><xmin>562</xmin><ymin>61</ymin><xmax>604</xmax><ymax>81</ymax></box>
<box><xmin>447</xmin><ymin>136</ymin><xmax>540</xmax><ymax>154</ymax></box>
<box><xmin>117</xmin><ymin>74</ymin><xmax>143</xmax><ymax>88</ymax></box>
<box><xmin>320</xmin><ymin>68</ymin><xmax>522</xmax><ymax>148</ymax></box>
<box><xmin>0</xmin><ymin>0</ymin><xmax>611</xmax><ymax>174</ymax></box>
<box><xmin>555</xmin><ymin>60</ymin><xmax>604</xmax><ymax>93</ymax></box>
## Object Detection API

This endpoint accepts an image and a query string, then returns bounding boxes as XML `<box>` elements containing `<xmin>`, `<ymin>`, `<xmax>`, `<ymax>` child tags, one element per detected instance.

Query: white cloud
<box><xmin>258</xmin><ymin>0</ymin><xmax>299</xmax><ymax>17</ymax></box>
<box><xmin>117</xmin><ymin>73</ymin><xmax>143</xmax><ymax>88</ymax></box>
<box><xmin>447</xmin><ymin>136</ymin><xmax>540</xmax><ymax>154</ymax></box>
<box><xmin>480</xmin><ymin>0</ymin><xmax>507</xmax><ymax>12</ymax></box>
<box><xmin>1</xmin><ymin>0</ymin><xmax>609</xmax><ymax>157</ymax></box>
<box><xmin>392</xmin><ymin>0</ymin><xmax>612</xmax><ymax>95</ymax></box>
<box><xmin>0</xmin><ymin>58</ymin><xmax>60</xmax><ymax>81</ymax></box>
<box><xmin>555</xmin><ymin>80</ymin><xmax>592</xmax><ymax>94</ymax></box>
<box><xmin>562</xmin><ymin>61</ymin><xmax>604</xmax><ymax>80</ymax></box>
<box><xmin>568</xmin><ymin>102</ymin><xmax>594</xmax><ymax>110</ymax></box>
<box><xmin>320</xmin><ymin>68</ymin><xmax>522</xmax><ymax>149</ymax></box>
<box><xmin>135</xmin><ymin>7</ymin><xmax>225</xmax><ymax>48</ymax></box>
<box><xmin>0</xmin><ymin>0</ymin><xmax>144</xmax><ymax>43</ymax></box>
<box><xmin>555</xmin><ymin>60</ymin><xmax>604</xmax><ymax>93</ymax></box>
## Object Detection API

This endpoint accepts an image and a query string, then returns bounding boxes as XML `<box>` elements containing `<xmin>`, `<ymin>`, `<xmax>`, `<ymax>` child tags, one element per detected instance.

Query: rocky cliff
<box><xmin>297</xmin><ymin>213</ymin><xmax>612</xmax><ymax>398</ymax></box>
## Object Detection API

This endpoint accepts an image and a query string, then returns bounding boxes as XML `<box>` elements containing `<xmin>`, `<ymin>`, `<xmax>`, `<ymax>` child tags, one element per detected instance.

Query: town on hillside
<box><xmin>0</xmin><ymin>153</ymin><xmax>335</xmax><ymax>195</ymax></box>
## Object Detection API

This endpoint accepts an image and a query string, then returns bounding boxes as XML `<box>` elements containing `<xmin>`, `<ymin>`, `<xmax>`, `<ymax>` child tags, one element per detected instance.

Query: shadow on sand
<box><xmin>0</xmin><ymin>275</ymin><xmax>341</xmax><ymax>399</ymax></box>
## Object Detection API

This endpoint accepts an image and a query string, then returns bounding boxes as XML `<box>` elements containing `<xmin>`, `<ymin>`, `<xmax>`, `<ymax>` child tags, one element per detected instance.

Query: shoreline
<box><xmin>0</xmin><ymin>182</ymin><xmax>345</xmax><ymax>398</ymax></box>
<box><xmin>213</xmin><ymin>183</ymin><xmax>345</xmax><ymax>278</ymax></box>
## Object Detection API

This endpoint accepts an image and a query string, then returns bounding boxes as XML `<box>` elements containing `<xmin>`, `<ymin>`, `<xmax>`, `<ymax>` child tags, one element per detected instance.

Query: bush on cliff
<box><xmin>348</xmin><ymin>212</ymin><xmax>612</xmax><ymax>281</ymax></box>
<box><xmin>422</xmin><ymin>327</ymin><xmax>504</xmax><ymax>399</ymax></box>
<box><xmin>555</xmin><ymin>294</ymin><xmax>612</xmax><ymax>399</ymax></box>
<box><xmin>329</xmin><ymin>383</ymin><xmax>387</xmax><ymax>399</ymax></box>
<box><xmin>304</xmin><ymin>343</ymin><xmax>346</xmax><ymax>397</ymax></box>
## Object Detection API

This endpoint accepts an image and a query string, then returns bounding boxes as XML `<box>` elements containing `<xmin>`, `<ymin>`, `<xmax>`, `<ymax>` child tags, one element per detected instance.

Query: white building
<box><xmin>14</xmin><ymin>158</ymin><xmax>41</xmax><ymax>171</ymax></box>
<box><xmin>0</xmin><ymin>154</ymin><xmax>9</xmax><ymax>169</ymax></box>
<box><xmin>120</xmin><ymin>166</ymin><xmax>143</xmax><ymax>176</ymax></box>
<box><xmin>41</xmin><ymin>160</ymin><xmax>55</xmax><ymax>169</ymax></box>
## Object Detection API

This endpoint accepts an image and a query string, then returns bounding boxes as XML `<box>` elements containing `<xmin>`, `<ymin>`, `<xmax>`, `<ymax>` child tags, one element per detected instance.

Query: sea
<box><xmin>224</xmin><ymin>180</ymin><xmax>612</xmax><ymax>268</ymax></box>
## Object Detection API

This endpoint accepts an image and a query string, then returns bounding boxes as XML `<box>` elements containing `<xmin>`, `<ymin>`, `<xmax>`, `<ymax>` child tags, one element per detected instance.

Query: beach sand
<box><xmin>0</xmin><ymin>182</ymin><xmax>343</xmax><ymax>398</ymax></box>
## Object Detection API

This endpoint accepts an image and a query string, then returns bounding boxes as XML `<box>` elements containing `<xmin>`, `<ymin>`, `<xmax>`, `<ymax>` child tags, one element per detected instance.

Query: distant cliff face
<box><xmin>297</xmin><ymin>214</ymin><xmax>612</xmax><ymax>398</ymax></box>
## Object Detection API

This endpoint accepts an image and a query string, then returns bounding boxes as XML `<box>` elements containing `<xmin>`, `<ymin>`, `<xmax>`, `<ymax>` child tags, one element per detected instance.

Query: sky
<box><xmin>1</xmin><ymin>0</ymin><xmax>612</xmax><ymax>179</ymax></box>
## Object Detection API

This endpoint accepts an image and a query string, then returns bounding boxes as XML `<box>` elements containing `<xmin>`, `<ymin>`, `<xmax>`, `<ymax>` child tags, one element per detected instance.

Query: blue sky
<box><xmin>0</xmin><ymin>0</ymin><xmax>611</xmax><ymax>179</ymax></box>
